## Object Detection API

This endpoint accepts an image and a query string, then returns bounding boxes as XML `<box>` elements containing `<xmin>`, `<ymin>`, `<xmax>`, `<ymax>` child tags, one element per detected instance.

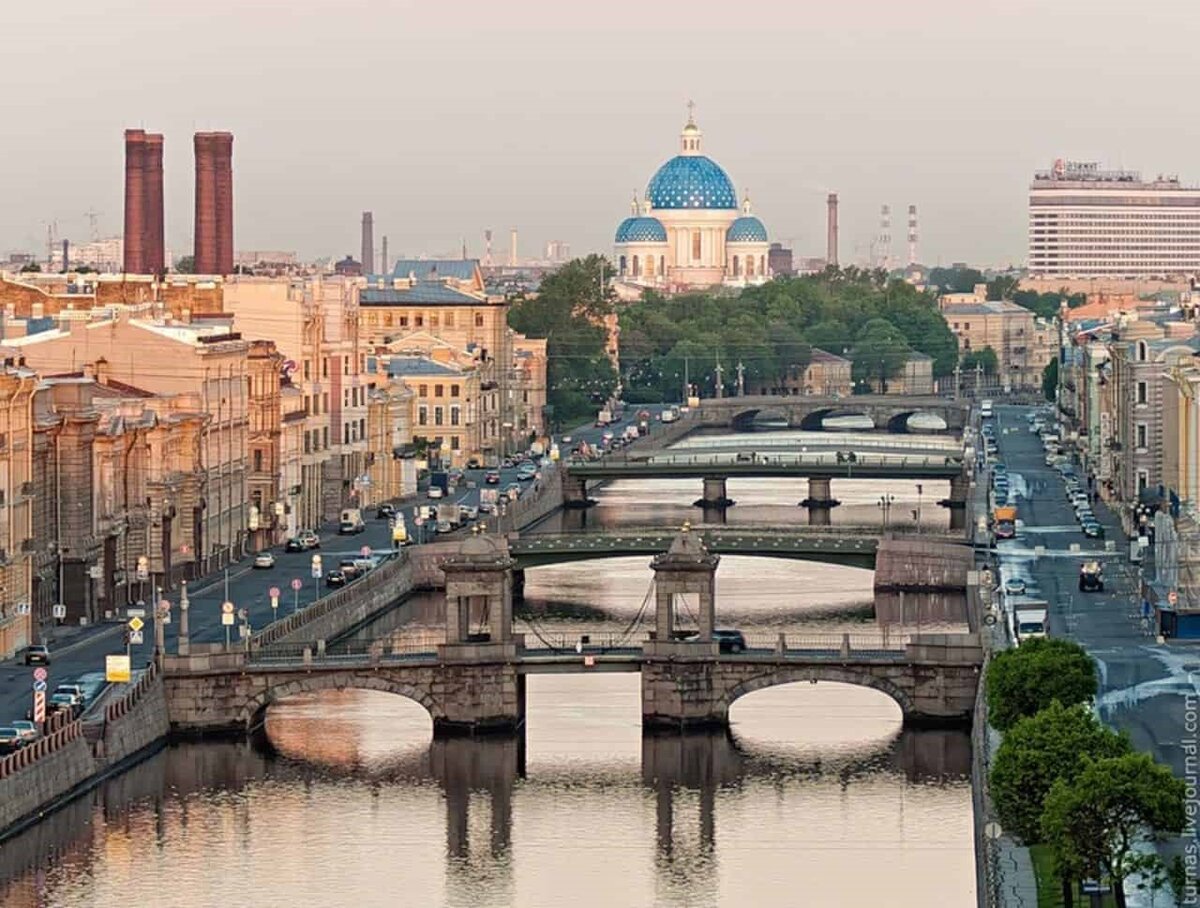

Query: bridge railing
<box><xmin>248</xmin><ymin>639</ymin><xmax>439</xmax><ymax>665</ymax></box>
<box><xmin>739</xmin><ymin>631</ymin><xmax>911</xmax><ymax>655</ymax></box>
<box><xmin>0</xmin><ymin>716</ymin><xmax>84</xmax><ymax>780</ymax></box>
<box><xmin>513</xmin><ymin>525</ymin><xmax>962</xmax><ymax>541</ymax></box>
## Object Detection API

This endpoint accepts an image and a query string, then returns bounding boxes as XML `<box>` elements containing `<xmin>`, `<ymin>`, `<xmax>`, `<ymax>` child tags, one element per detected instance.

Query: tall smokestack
<box><xmin>361</xmin><ymin>211</ymin><xmax>374</xmax><ymax>275</ymax></box>
<box><xmin>826</xmin><ymin>193</ymin><xmax>839</xmax><ymax>267</ymax></box>
<box><xmin>510</xmin><ymin>227</ymin><xmax>518</xmax><ymax>267</ymax></box>
<box><xmin>123</xmin><ymin>129</ymin><xmax>147</xmax><ymax>274</ymax></box>
<box><xmin>143</xmin><ymin>133</ymin><xmax>165</xmax><ymax>275</ymax></box>
<box><xmin>878</xmin><ymin>205</ymin><xmax>892</xmax><ymax>270</ymax></box>
<box><xmin>194</xmin><ymin>131</ymin><xmax>234</xmax><ymax>275</ymax></box>
<box><xmin>907</xmin><ymin>204</ymin><xmax>918</xmax><ymax>267</ymax></box>
<box><xmin>381</xmin><ymin>235</ymin><xmax>388</xmax><ymax>276</ymax></box>
<box><xmin>62</xmin><ymin>239</ymin><xmax>69</xmax><ymax>274</ymax></box>
<box><xmin>484</xmin><ymin>229</ymin><xmax>493</xmax><ymax>266</ymax></box>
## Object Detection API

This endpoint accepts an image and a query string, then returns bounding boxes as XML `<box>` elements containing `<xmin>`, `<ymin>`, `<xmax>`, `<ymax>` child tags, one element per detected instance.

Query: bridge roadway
<box><xmin>507</xmin><ymin>526</ymin><xmax>964</xmax><ymax>569</ymax></box>
<box><xmin>564</xmin><ymin>451</ymin><xmax>965</xmax><ymax>481</ymax></box>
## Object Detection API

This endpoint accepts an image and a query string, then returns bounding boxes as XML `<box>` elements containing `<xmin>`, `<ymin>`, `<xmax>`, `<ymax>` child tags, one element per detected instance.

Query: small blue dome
<box><xmin>726</xmin><ymin>216</ymin><xmax>769</xmax><ymax>244</ymax></box>
<box><xmin>646</xmin><ymin>155</ymin><xmax>738</xmax><ymax>210</ymax></box>
<box><xmin>615</xmin><ymin>216</ymin><xmax>668</xmax><ymax>244</ymax></box>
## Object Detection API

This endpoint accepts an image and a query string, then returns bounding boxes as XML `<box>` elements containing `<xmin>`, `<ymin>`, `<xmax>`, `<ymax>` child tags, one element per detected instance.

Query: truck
<box><xmin>1079</xmin><ymin>560</ymin><xmax>1105</xmax><ymax>592</ymax></box>
<box><xmin>980</xmin><ymin>399</ymin><xmax>994</xmax><ymax>419</ymax></box>
<box><xmin>1014</xmin><ymin>603</ymin><xmax>1049</xmax><ymax>644</ymax></box>
<box><xmin>596</xmin><ymin>409</ymin><xmax>612</xmax><ymax>427</ymax></box>
<box><xmin>661</xmin><ymin>407</ymin><xmax>679</xmax><ymax>424</ymax></box>
<box><xmin>430</xmin><ymin>471</ymin><xmax>450</xmax><ymax>494</ymax></box>
<box><xmin>993</xmin><ymin>505</ymin><xmax>1017</xmax><ymax>540</ymax></box>
<box><xmin>338</xmin><ymin>508</ymin><xmax>365</xmax><ymax>535</ymax></box>
<box><xmin>437</xmin><ymin>502</ymin><xmax>460</xmax><ymax>530</ymax></box>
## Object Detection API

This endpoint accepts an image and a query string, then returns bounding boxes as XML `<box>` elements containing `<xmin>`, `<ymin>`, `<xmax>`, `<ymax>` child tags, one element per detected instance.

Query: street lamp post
<box><xmin>878</xmin><ymin>494</ymin><xmax>895</xmax><ymax>531</ymax></box>
<box><xmin>916</xmin><ymin>484</ymin><xmax>923</xmax><ymax>533</ymax></box>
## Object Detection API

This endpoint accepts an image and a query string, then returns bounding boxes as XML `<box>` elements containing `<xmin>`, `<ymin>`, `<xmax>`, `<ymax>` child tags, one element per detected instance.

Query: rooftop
<box><xmin>388</xmin><ymin>259</ymin><xmax>481</xmax><ymax>282</ymax></box>
<box><xmin>385</xmin><ymin>357</ymin><xmax>464</xmax><ymax>378</ymax></box>
<box><xmin>361</xmin><ymin>283</ymin><xmax>486</xmax><ymax>306</ymax></box>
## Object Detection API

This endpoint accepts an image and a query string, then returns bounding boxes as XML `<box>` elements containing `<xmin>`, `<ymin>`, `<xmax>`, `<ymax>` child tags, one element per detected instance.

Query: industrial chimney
<box><xmin>381</xmin><ymin>235</ymin><xmax>389</xmax><ymax>276</ymax></box>
<box><xmin>123</xmin><ymin>130</ymin><xmax>147</xmax><ymax>274</ymax></box>
<box><xmin>194</xmin><ymin>131</ymin><xmax>234</xmax><ymax>275</ymax></box>
<box><xmin>826</xmin><ymin>193</ymin><xmax>839</xmax><ymax>268</ymax></box>
<box><xmin>361</xmin><ymin>212</ymin><xmax>374</xmax><ymax>275</ymax></box>
<box><xmin>510</xmin><ymin>227</ymin><xmax>518</xmax><ymax>267</ymax></box>
<box><xmin>907</xmin><ymin>205</ymin><xmax>918</xmax><ymax>267</ymax></box>
<box><xmin>143</xmin><ymin>133</ymin><xmax>165</xmax><ymax>274</ymax></box>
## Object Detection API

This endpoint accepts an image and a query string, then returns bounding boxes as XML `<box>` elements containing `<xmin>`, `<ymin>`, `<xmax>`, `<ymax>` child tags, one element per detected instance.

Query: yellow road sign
<box><xmin>106</xmin><ymin>654</ymin><xmax>131</xmax><ymax>683</ymax></box>
<box><xmin>128</xmin><ymin>616</ymin><xmax>145</xmax><ymax>632</ymax></box>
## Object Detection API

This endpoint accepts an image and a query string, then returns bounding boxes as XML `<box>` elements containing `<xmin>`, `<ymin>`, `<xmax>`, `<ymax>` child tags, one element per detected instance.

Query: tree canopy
<box><xmin>961</xmin><ymin>346</ymin><xmax>999</xmax><ymax>375</ymax></box>
<box><xmin>174</xmin><ymin>255</ymin><xmax>196</xmax><ymax>274</ymax></box>
<box><xmin>617</xmin><ymin>267</ymin><xmax>957</xmax><ymax>400</ymax></box>
<box><xmin>985</xmin><ymin>637</ymin><xmax>1097</xmax><ymax>731</ymax></box>
<box><xmin>1042</xmin><ymin>358</ymin><xmax>1059</xmax><ymax>402</ymax></box>
<box><xmin>990</xmin><ymin>701</ymin><xmax>1130</xmax><ymax>843</ymax></box>
<box><xmin>1042</xmin><ymin>753</ymin><xmax>1185</xmax><ymax>907</ymax></box>
<box><xmin>929</xmin><ymin>266</ymin><xmax>984</xmax><ymax>294</ymax></box>
<box><xmin>507</xmin><ymin>255</ymin><xmax>618</xmax><ymax>427</ymax></box>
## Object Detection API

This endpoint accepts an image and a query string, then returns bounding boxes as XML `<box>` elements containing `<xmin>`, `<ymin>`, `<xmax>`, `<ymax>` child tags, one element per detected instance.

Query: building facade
<box><xmin>747</xmin><ymin>348</ymin><xmax>852</xmax><ymax>397</ymax></box>
<box><xmin>613</xmin><ymin>113</ymin><xmax>771</xmax><ymax>290</ymax></box>
<box><xmin>1029</xmin><ymin>159</ymin><xmax>1200</xmax><ymax>279</ymax></box>
<box><xmin>939</xmin><ymin>285</ymin><xmax>1057</xmax><ymax>390</ymax></box>
<box><xmin>0</xmin><ymin>359</ymin><xmax>38</xmax><ymax>658</ymax></box>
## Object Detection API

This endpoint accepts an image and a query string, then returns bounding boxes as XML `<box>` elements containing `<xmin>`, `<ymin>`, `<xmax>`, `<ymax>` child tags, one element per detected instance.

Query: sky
<box><xmin>2</xmin><ymin>0</ymin><xmax>1198</xmax><ymax>269</ymax></box>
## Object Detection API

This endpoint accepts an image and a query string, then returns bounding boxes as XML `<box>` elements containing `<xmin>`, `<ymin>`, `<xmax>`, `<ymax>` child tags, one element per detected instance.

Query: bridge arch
<box><xmin>798</xmin><ymin>407</ymin><xmax>877</xmax><ymax>431</ymax></box>
<box><xmin>886</xmin><ymin>410</ymin><xmax>948</xmax><ymax>433</ymax></box>
<box><xmin>241</xmin><ymin>670</ymin><xmax>439</xmax><ymax>731</ymax></box>
<box><xmin>730</xmin><ymin>407</ymin><xmax>789</xmax><ymax>431</ymax></box>
<box><xmin>723</xmin><ymin>666</ymin><xmax>914</xmax><ymax>718</ymax></box>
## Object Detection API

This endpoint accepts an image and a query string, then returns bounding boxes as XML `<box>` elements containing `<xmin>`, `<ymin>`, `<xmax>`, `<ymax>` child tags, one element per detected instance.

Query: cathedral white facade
<box><xmin>614</xmin><ymin>113</ymin><xmax>771</xmax><ymax>291</ymax></box>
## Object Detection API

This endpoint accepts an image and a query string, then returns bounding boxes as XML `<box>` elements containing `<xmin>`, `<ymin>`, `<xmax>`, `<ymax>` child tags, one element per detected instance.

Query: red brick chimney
<box><xmin>194</xmin><ymin>131</ymin><xmax>234</xmax><ymax>275</ymax></box>
<box><xmin>123</xmin><ymin>130</ymin><xmax>147</xmax><ymax>274</ymax></box>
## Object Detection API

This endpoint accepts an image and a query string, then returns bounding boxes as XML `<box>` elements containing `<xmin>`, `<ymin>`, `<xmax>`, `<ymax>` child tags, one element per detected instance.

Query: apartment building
<box><xmin>380</xmin><ymin>349</ymin><xmax>483</xmax><ymax>469</ymax></box>
<box><xmin>365</xmin><ymin>384</ymin><xmax>417</xmax><ymax>505</ymax></box>
<box><xmin>0</xmin><ymin>358</ymin><xmax>38</xmax><ymax>659</ymax></box>
<box><xmin>247</xmin><ymin>339</ymin><xmax>285</xmax><ymax>550</ymax></box>
<box><xmin>747</xmin><ymin>348</ymin><xmax>852</xmax><ymax>397</ymax></box>
<box><xmin>939</xmin><ymin>285</ymin><xmax>1057</xmax><ymax>390</ymax></box>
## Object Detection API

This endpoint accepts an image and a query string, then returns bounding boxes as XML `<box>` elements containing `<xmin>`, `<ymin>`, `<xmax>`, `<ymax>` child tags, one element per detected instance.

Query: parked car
<box><xmin>459</xmin><ymin>505</ymin><xmax>479</xmax><ymax>521</ymax></box>
<box><xmin>478</xmin><ymin>500</ymin><xmax>494</xmax><ymax>514</ymax></box>
<box><xmin>505</xmin><ymin>484</ymin><xmax>521</xmax><ymax>501</ymax></box>
<box><xmin>517</xmin><ymin>467</ymin><xmax>536</xmax><ymax>482</ymax></box>
<box><xmin>54</xmin><ymin>684</ymin><xmax>85</xmax><ymax>705</ymax></box>
<box><xmin>0</xmin><ymin>727</ymin><xmax>25</xmax><ymax>755</ymax></box>
<box><xmin>427</xmin><ymin>486</ymin><xmax>445</xmax><ymax>499</ymax></box>
<box><xmin>485</xmin><ymin>470</ymin><xmax>501</xmax><ymax>485</ymax></box>
<box><xmin>253</xmin><ymin>552</ymin><xmax>276</xmax><ymax>569</ymax></box>
<box><xmin>338</xmin><ymin>558</ymin><xmax>361</xmax><ymax>580</ymax></box>
<box><xmin>285</xmin><ymin>537</ymin><xmax>304</xmax><ymax>553</ymax></box>
<box><xmin>324</xmin><ymin>570</ymin><xmax>347</xmax><ymax>589</ymax></box>
<box><xmin>47</xmin><ymin>693</ymin><xmax>80</xmax><ymax>717</ymax></box>
<box><xmin>713</xmin><ymin>630</ymin><xmax>747</xmax><ymax>654</ymax></box>
<box><xmin>1082</xmin><ymin>520</ymin><xmax>1105</xmax><ymax>539</ymax></box>
<box><xmin>298</xmin><ymin>530</ymin><xmax>320</xmax><ymax>550</ymax></box>
<box><xmin>10</xmin><ymin>720</ymin><xmax>38</xmax><ymax>742</ymax></box>
<box><xmin>436</xmin><ymin>520</ymin><xmax>453</xmax><ymax>534</ymax></box>
<box><xmin>1003</xmin><ymin>578</ymin><xmax>1027</xmax><ymax>596</ymax></box>
<box><xmin>23</xmin><ymin>644</ymin><xmax>50</xmax><ymax>666</ymax></box>
<box><xmin>376</xmin><ymin>503</ymin><xmax>397</xmax><ymax>519</ymax></box>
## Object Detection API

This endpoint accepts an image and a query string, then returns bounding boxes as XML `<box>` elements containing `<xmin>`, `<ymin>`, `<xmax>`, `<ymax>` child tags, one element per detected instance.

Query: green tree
<box><xmin>19</xmin><ymin>262</ymin><xmax>41</xmax><ymax>273</ymax></box>
<box><xmin>1042</xmin><ymin>358</ymin><xmax>1059</xmax><ymax>402</ymax></box>
<box><xmin>1042</xmin><ymin>753</ymin><xmax>1186</xmax><ymax>907</ymax></box>
<box><xmin>929</xmin><ymin>266</ymin><xmax>984</xmax><ymax>294</ymax></box>
<box><xmin>961</xmin><ymin>346</ymin><xmax>999</xmax><ymax>375</ymax></box>
<box><xmin>986</xmin><ymin>637</ymin><xmax>1097</xmax><ymax>731</ymax></box>
<box><xmin>990</xmin><ymin>701</ymin><xmax>1130</xmax><ymax>843</ymax></box>
<box><xmin>849</xmin><ymin>318</ymin><xmax>911</xmax><ymax>391</ymax></box>
<box><xmin>174</xmin><ymin>255</ymin><xmax>196</xmax><ymax>274</ymax></box>
<box><xmin>805</xmin><ymin>320</ymin><xmax>851</xmax><ymax>356</ymax></box>
<box><xmin>987</xmin><ymin>275</ymin><xmax>1020</xmax><ymax>301</ymax></box>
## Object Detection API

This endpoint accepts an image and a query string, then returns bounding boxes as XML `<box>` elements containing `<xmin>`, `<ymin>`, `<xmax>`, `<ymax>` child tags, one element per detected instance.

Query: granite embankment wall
<box><xmin>0</xmin><ymin>663</ymin><xmax>170</xmax><ymax>840</ymax></box>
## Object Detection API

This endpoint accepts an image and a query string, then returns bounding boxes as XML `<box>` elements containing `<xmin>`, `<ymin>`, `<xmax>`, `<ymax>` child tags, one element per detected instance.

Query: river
<box><xmin>0</xmin><ymin>430</ymin><xmax>976</xmax><ymax>907</ymax></box>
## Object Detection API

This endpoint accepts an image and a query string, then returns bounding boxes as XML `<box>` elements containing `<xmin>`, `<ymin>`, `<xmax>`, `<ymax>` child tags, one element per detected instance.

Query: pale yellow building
<box><xmin>0</xmin><ymin>357</ymin><xmax>38</xmax><ymax>658</ymax></box>
<box><xmin>365</xmin><ymin>384</ymin><xmax>418</xmax><ymax>505</ymax></box>
<box><xmin>748</xmin><ymin>348</ymin><xmax>852</xmax><ymax>397</ymax></box>
<box><xmin>939</xmin><ymin>284</ymin><xmax>1057</xmax><ymax>390</ymax></box>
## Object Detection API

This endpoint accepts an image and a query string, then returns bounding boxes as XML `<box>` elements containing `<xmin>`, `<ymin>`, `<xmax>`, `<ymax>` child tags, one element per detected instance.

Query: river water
<box><xmin>0</xmin><ymin>430</ymin><xmax>976</xmax><ymax>907</ymax></box>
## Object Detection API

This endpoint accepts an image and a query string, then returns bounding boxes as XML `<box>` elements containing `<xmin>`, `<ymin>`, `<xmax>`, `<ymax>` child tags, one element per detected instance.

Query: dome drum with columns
<box><xmin>614</xmin><ymin>111</ymin><xmax>771</xmax><ymax>290</ymax></box>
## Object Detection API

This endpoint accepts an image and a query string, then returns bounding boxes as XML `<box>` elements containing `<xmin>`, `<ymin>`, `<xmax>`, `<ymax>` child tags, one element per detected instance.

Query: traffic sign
<box><xmin>269</xmin><ymin>586</ymin><xmax>281</xmax><ymax>599</ymax></box>
<box><xmin>221</xmin><ymin>613</ymin><xmax>235</xmax><ymax>626</ymax></box>
<box><xmin>106</xmin><ymin>654</ymin><xmax>131</xmax><ymax>683</ymax></box>
<box><xmin>52</xmin><ymin>603</ymin><xmax>66</xmax><ymax>619</ymax></box>
<box><xmin>33</xmin><ymin>667</ymin><xmax>47</xmax><ymax>682</ymax></box>
<box><xmin>129</xmin><ymin>629</ymin><xmax>144</xmax><ymax>645</ymax></box>
<box><xmin>237</xmin><ymin>608</ymin><xmax>248</xmax><ymax>621</ymax></box>
<box><xmin>221</xmin><ymin>601</ymin><xmax>235</xmax><ymax>615</ymax></box>
<box><xmin>128</xmin><ymin>616</ymin><xmax>145</xmax><ymax>633</ymax></box>
<box><xmin>33</xmin><ymin>690</ymin><xmax>45</xmax><ymax>723</ymax></box>
<box><xmin>127</xmin><ymin>607</ymin><xmax>146</xmax><ymax>618</ymax></box>
<box><xmin>33</xmin><ymin>680</ymin><xmax>46</xmax><ymax>693</ymax></box>
<box><xmin>290</xmin><ymin>578</ymin><xmax>302</xmax><ymax>591</ymax></box>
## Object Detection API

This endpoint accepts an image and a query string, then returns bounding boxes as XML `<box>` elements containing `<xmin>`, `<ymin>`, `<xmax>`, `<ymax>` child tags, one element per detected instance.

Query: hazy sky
<box><xmin>3</xmin><ymin>0</ymin><xmax>1197</xmax><ymax>268</ymax></box>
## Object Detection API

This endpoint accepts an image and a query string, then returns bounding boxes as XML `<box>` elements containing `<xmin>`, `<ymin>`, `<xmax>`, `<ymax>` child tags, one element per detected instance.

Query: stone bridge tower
<box><xmin>441</xmin><ymin>529</ymin><xmax>519</xmax><ymax>659</ymax></box>
<box><xmin>646</xmin><ymin>523</ymin><xmax>720</xmax><ymax>656</ymax></box>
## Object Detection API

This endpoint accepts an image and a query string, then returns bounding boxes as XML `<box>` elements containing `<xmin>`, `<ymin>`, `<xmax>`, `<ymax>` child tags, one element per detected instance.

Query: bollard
<box><xmin>302</xmin><ymin>646</ymin><xmax>312</xmax><ymax>666</ymax></box>
<box><xmin>317</xmin><ymin>639</ymin><xmax>326</xmax><ymax>658</ymax></box>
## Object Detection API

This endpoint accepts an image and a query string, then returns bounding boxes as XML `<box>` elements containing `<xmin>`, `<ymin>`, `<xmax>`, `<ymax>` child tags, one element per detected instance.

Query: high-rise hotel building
<box><xmin>1028</xmin><ymin>159</ymin><xmax>1200</xmax><ymax>278</ymax></box>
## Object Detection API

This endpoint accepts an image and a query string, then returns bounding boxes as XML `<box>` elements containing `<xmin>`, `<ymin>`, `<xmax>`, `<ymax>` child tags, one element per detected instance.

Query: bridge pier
<box><xmin>800</xmin><ymin>477</ymin><xmax>840</xmax><ymax>526</ymax></box>
<box><xmin>940</xmin><ymin>473</ymin><xmax>970</xmax><ymax>532</ymax></box>
<box><xmin>693</xmin><ymin>476</ymin><xmax>734</xmax><ymax>509</ymax></box>
<box><xmin>563</xmin><ymin>474</ymin><xmax>591</xmax><ymax>508</ymax></box>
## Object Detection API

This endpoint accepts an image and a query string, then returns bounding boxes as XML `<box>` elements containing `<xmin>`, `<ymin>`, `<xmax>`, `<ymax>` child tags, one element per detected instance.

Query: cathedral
<box><xmin>614</xmin><ymin>110</ymin><xmax>771</xmax><ymax>291</ymax></box>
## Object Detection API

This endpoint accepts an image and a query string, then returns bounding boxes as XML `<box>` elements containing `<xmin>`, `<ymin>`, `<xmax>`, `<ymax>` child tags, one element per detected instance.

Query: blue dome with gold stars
<box><xmin>646</xmin><ymin>155</ymin><xmax>738</xmax><ymax>210</ymax></box>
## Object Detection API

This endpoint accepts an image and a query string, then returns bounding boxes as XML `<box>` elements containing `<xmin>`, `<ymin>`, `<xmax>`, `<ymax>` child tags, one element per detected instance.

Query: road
<box><xmin>990</xmin><ymin>404</ymin><xmax>1193</xmax><ymax>782</ymax></box>
<box><xmin>0</xmin><ymin>403</ymin><xmax>670</xmax><ymax>727</ymax></box>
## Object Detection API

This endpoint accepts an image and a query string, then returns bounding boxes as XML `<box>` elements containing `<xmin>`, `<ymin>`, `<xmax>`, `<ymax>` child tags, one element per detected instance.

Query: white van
<box><xmin>980</xmin><ymin>400</ymin><xmax>994</xmax><ymax>419</ymax></box>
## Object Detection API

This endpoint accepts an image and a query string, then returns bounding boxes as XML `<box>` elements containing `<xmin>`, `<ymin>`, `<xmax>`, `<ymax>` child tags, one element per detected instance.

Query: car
<box><xmin>1082</xmin><ymin>521</ymin><xmax>1105</xmax><ymax>539</ymax></box>
<box><xmin>0</xmin><ymin>727</ymin><xmax>25</xmax><ymax>755</ymax></box>
<box><xmin>517</xmin><ymin>468</ymin><xmax>536</xmax><ymax>482</ymax></box>
<box><xmin>485</xmin><ymin>470</ymin><xmax>501</xmax><ymax>485</ymax></box>
<box><xmin>449</xmin><ymin>468</ymin><xmax>465</xmax><ymax>484</ymax></box>
<box><xmin>23</xmin><ymin>644</ymin><xmax>50</xmax><ymax>666</ymax></box>
<box><xmin>253</xmin><ymin>552</ymin><xmax>276</xmax><ymax>569</ymax></box>
<box><xmin>561</xmin><ymin>435</ymin><xmax>573</xmax><ymax>444</ymax></box>
<box><xmin>376</xmin><ymin>504</ymin><xmax>397</xmax><ymax>519</ymax></box>
<box><xmin>436</xmin><ymin>520</ymin><xmax>453</xmax><ymax>534</ymax></box>
<box><xmin>324</xmin><ymin>570</ymin><xmax>347</xmax><ymax>589</ymax></box>
<box><xmin>10</xmin><ymin>720</ymin><xmax>38</xmax><ymax>742</ymax></box>
<box><xmin>713</xmin><ymin>630</ymin><xmax>747</xmax><ymax>654</ymax></box>
<box><xmin>505</xmin><ymin>484</ymin><xmax>521</xmax><ymax>501</ymax></box>
<box><xmin>478</xmin><ymin>500</ymin><xmax>494</xmax><ymax>514</ymax></box>
<box><xmin>47</xmin><ymin>693</ymin><xmax>79</xmax><ymax>717</ymax></box>
<box><xmin>459</xmin><ymin>505</ymin><xmax>479</xmax><ymax>521</ymax></box>
<box><xmin>1004</xmin><ymin>578</ymin><xmax>1027</xmax><ymax>596</ymax></box>
<box><xmin>501</xmin><ymin>457</ymin><xmax>515</xmax><ymax>469</ymax></box>
<box><xmin>992</xmin><ymin>462</ymin><xmax>1007</xmax><ymax>475</ymax></box>
<box><xmin>298</xmin><ymin>530</ymin><xmax>320</xmax><ymax>550</ymax></box>
<box><xmin>338</xmin><ymin>558</ymin><xmax>361</xmax><ymax>580</ymax></box>
<box><xmin>427</xmin><ymin>486</ymin><xmax>445</xmax><ymax>500</ymax></box>
<box><xmin>53</xmin><ymin>683</ymin><xmax>85</xmax><ymax>704</ymax></box>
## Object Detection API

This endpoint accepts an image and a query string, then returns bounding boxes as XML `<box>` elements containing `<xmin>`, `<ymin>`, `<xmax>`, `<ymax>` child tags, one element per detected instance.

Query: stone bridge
<box><xmin>165</xmin><ymin>528</ymin><xmax>982</xmax><ymax>737</ymax></box>
<box><xmin>692</xmin><ymin>394</ymin><xmax>970</xmax><ymax>433</ymax></box>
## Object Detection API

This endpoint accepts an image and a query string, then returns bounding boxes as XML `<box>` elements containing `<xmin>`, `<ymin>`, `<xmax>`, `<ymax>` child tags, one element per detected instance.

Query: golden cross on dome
<box><xmin>686</xmin><ymin>99</ymin><xmax>695</xmax><ymax>125</ymax></box>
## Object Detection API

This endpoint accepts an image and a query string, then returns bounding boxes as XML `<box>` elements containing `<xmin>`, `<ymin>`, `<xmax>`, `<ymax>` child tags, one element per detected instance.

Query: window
<box><xmin>430</xmin><ymin>315</ymin><xmax>439</xmax><ymax>328</ymax></box>
<box><xmin>1137</xmin><ymin>340</ymin><xmax>1148</xmax><ymax>362</ymax></box>
<box><xmin>435</xmin><ymin>384</ymin><xmax>444</xmax><ymax>398</ymax></box>
<box><xmin>344</xmin><ymin>424</ymin><xmax>350</xmax><ymax>444</ymax></box>
<box><xmin>344</xmin><ymin>390</ymin><xmax>350</xmax><ymax>408</ymax></box>
<box><xmin>359</xmin><ymin>418</ymin><xmax>365</xmax><ymax>438</ymax></box>
<box><xmin>322</xmin><ymin>358</ymin><xmax>329</xmax><ymax>379</ymax></box>
<box><xmin>304</xmin><ymin>433</ymin><xmax>311</xmax><ymax>454</ymax></box>
<box><xmin>964</xmin><ymin>322</ymin><xmax>971</xmax><ymax>330</ymax></box>
<box><xmin>445</xmin><ymin>313</ymin><xmax>455</xmax><ymax>328</ymax></box>
<box><xmin>475</xmin><ymin>313</ymin><xmax>484</xmax><ymax>328</ymax></box>
<box><xmin>323</xmin><ymin>427</ymin><xmax>329</xmax><ymax>449</ymax></box>
<box><xmin>400</xmin><ymin>316</ymin><xmax>409</xmax><ymax>327</ymax></box>
<box><xmin>418</xmin><ymin>384</ymin><xmax>428</xmax><ymax>397</ymax></box>
<box><xmin>1137</xmin><ymin>381</ymin><xmax>1148</xmax><ymax>405</ymax></box>
<box><xmin>323</xmin><ymin>392</ymin><xmax>330</xmax><ymax>413</ymax></box>
<box><xmin>253</xmin><ymin>449</ymin><xmax>263</xmax><ymax>472</ymax></box>
<box><xmin>619</xmin><ymin>255</ymin><xmax>627</xmax><ymax>275</ymax></box>
<box><xmin>450</xmin><ymin>435</ymin><xmax>460</xmax><ymax>451</ymax></box>
<box><xmin>434</xmin><ymin>407</ymin><xmax>444</xmax><ymax>426</ymax></box>
<box><xmin>1137</xmin><ymin>423</ymin><xmax>1147</xmax><ymax>449</ymax></box>
<box><xmin>1138</xmin><ymin>470</ymin><xmax>1149</xmax><ymax>492</ymax></box>
<box><xmin>384</xmin><ymin>314</ymin><xmax>393</xmax><ymax>327</ymax></box>
<box><xmin>343</xmin><ymin>358</ymin><xmax>349</xmax><ymax>376</ymax></box>
<box><xmin>632</xmin><ymin>255</ymin><xmax>640</xmax><ymax>277</ymax></box>
<box><xmin>303</xmin><ymin>360</ymin><xmax>311</xmax><ymax>380</ymax></box>
<box><xmin>450</xmin><ymin>406</ymin><xmax>460</xmax><ymax>426</ymax></box>
<box><xmin>692</xmin><ymin>231</ymin><xmax>701</xmax><ymax>260</ymax></box>
<box><xmin>451</xmin><ymin>384</ymin><xmax>460</xmax><ymax>398</ymax></box>
<box><xmin>732</xmin><ymin>255</ymin><xmax>740</xmax><ymax>276</ymax></box>
<box><xmin>415</xmin><ymin>315</ymin><xmax>424</xmax><ymax>327</ymax></box>
<box><xmin>418</xmin><ymin>406</ymin><xmax>428</xmax><ymax>426</ymax></box>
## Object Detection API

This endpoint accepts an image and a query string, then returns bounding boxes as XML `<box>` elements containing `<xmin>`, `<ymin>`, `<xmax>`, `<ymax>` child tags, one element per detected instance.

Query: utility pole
<box><xmin>953</xmin><ymin>361</ymin><xmax>961</xmax><ymax>401</ymax></box>
<box><xmin>714</xmin><ymin>353</ymin><xmax>724</xmax><ymax>399</ymax></box>
<box><xmin>683</xmin><ymin>355</ymin><xmax>690</xmax><ymax>403</ymax></box>
<box><xmin>736</xmin><ymin>361</ymin><xmax>745</xmax><ymax>397</ymax></box>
